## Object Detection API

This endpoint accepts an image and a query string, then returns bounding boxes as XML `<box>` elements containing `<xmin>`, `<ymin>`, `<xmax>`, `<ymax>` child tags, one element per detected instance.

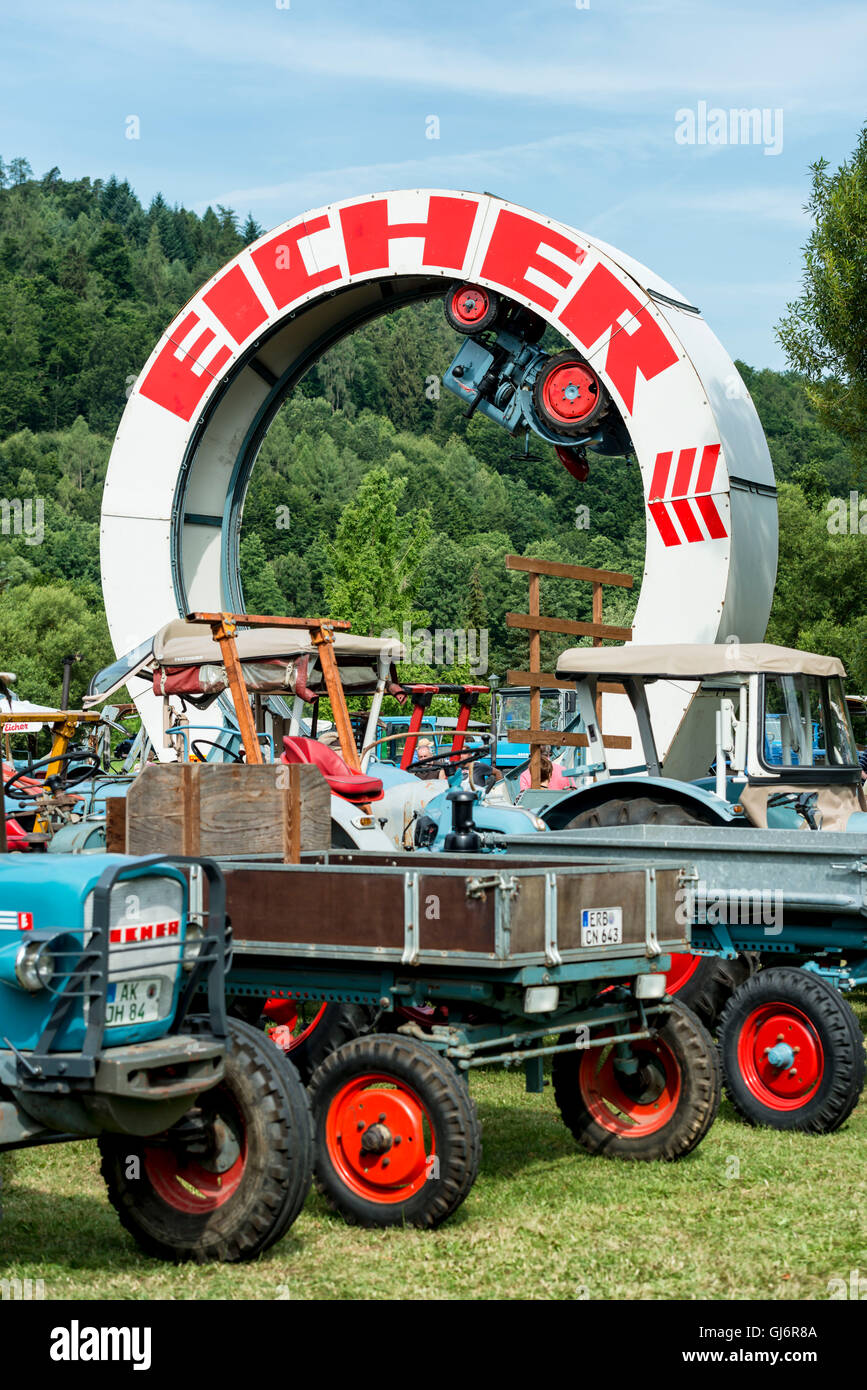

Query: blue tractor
<box><xmin>0</xmin><ymin>851</ymin><xmax>312</xmax><ymax>1260</ymax></box>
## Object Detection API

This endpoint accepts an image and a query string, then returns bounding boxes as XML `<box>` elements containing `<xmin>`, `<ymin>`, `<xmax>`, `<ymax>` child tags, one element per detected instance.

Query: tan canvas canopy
<box><xmin>555</xmin><ymin>643</ymin><xmax>846</xmax><ymax>680</ymax></box>
<box><xmin>152</xmin><ymin>620</ymin><xmax>404</xmax><ymax>666</ymax></box>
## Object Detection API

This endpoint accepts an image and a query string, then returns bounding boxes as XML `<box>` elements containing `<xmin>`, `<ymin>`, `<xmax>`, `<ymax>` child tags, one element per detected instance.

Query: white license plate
<box><xmin>105</xmin><ymin>976</ymin><xmax>163</xmax><ymax>1027</ymax></box>
<box><xmin>580</xmin><ymin>908</ymin><xmax>623</xmax><ymax>947</ymax></box>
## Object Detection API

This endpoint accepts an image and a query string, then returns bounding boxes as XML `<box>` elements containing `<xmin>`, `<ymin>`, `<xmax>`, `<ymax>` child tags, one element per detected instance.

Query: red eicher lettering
<box><xmin>480</xmin><ymin>210</ymin><xmax>585</xmax><ymax>311</ymax></box>
<box><xmin>156</xmin><ymin>923</ymin><xmax>165</xmax><ymax>938</ymax></box>
<box><xmin>140</xmin><ymin>924</ymin><xmax>153</xmax><ymax>942</ymax></box>
<box><xmin>140</xmin><ymin>310</ymin><xmax>233</xmax><ymax>422</ymax></box>
<box><xmin>251</xmin><ymin>216</ymin><xmax>341</xmax><ymax>310</ymax></box>
<box><xmin>18</xmin><ymin>912</ymin><xmax>33</xmax><ymax>931</ymax></box>
<box><xmin>203</xmin><ymin>265</ymin><xmax>268</xmax><ymax>344</ymax></box>
<box><xmin>339</xmin><ymin>196</ymin><xmax>477</xmax><ymax>275</ymax></box>
<box><xmin>560</xmin><ymin>264</ymin><xmax>678</xmax><ymax>414</ymax></box>
<box><xmin>110</xmin><ymin>929</ymin><xmax>121</xmax><ymax>944</ymax></box>
<box><xmin>124</xmin><ymin>927</ymin><xmax>137</xmax><ymax>944</ymax></box>
<box><xmin>168</xmin><ymin>920</ymin><xmax>180</xmax><ymax>936</ymax></box>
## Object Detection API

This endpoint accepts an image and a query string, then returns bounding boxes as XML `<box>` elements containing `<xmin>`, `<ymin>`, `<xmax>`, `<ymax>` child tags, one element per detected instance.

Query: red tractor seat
<box><xmin>281</xmin><ymin>736</ymin><xmax>383</xmax><ymax>803</ymax></box>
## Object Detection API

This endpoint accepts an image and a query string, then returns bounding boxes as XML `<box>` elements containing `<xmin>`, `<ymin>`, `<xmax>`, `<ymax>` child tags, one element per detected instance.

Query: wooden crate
<box><xmin>124</xmin><ymin>762</ymin><xmax>331</xmax><ymax>861</ymax></box>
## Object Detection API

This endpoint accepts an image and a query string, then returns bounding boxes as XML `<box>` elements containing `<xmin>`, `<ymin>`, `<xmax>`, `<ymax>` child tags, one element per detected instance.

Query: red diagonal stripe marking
<box><xmin>695</xmin><ymin>443</ymin><xmax>721</xmax><ymax>494</ymax></box>
<box><xmin>648</xmin><ymin>501</ymin><xmax>681</xmax><ymax>547</ymax></box>
<box><xmin>672</xmin><ymin>446</ymin><xmax>697</xmax><ymax>498</ymax></box>
<box><xmin>695</xmin><ymin>494</ymin><xmax>728</xmax><ymax>539</ymax></box>
<box><xmin>649</xmin><ymin>450</ymin><xmax>673</xmax><ymax>501</ymax></box>
<box><xmin>670</xmin><ymin>497</ymin><xmax>704</xmax><ymax>543</ymax></box>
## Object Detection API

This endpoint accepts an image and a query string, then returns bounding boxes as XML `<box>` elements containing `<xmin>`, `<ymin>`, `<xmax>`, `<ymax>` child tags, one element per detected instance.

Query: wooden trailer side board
<box><xmin>221</xmin><ymin>860</ymin><xmax>689</xmax><ymax>966</ymax></box>
<box><xmin>125</xmin><ymin>762</ymin><xmax>331</xmax><ymax>860</ymax></box>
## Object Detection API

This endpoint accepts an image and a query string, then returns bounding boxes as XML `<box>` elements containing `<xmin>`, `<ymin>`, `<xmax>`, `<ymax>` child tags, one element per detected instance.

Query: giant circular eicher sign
<box><xmin>101</xmin><ymin>190</ymin><xmax>778</xmax><ymax>762</ymax></box>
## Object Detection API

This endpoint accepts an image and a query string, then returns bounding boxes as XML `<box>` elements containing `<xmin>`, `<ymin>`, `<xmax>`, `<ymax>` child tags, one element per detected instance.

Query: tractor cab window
<box><xmin>760</xmin><ymin>675</ymin><xmax>858</xmax><ymax>773</ymax></box>
<box><xmin>497</xmin><ymin>692</ymin><xmax>562</xmax><ymax>736</ymax></box>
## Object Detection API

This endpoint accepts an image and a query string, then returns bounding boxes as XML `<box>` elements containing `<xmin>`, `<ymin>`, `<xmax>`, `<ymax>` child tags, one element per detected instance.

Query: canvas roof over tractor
<box><xmin>556</xmin><ymin>643</ymin><xmax>846</xmax><ymax>680</ymax></box>
<box><xmin>550</xmin><ymin>641</ymin><xmax>860</xmax><ymax>827</ymax></box>
<box><xmin>89</xmin><ymin>613</ymin><xmax>405</xmax><ymax>771</ymax></box>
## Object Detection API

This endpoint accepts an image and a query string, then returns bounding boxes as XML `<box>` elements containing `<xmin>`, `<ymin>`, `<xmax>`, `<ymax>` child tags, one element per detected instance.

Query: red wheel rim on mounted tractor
<box><xmin>143</xmin><ymin>1098</ymin><xmax>247</xmax><ymax>1213</ymax></box>
<box><xmin>735</xmin><ymin>1002</ymin><xmax>824</xmax><ymax>1111</ymax></box>
<box><xmin>540</xmin><ymin>358</ymin><xmax>601</xmax><ymax>425</ymax></box>
<box><xmin>579</xmin><ymin>1038</ymin><xmax>682</xmax><ymax>1136</ymax></box>
<box><xmin>449</xmin><ymin>285</ymin><xmax>490</xmax><ymax>327</ymax></box>
<box><xmin>324</xmin><ymin>1073</ymin><xmax>434</xmax><ymax>1204</ymax></box>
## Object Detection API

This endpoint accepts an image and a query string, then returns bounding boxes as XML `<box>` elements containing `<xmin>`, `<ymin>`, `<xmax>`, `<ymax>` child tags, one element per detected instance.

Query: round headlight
<box><xmin>182</xmin><ymin>921</ymin><xmax>204</xmax><ymax>972</ymax></box>
<box><xmin>15</xmin><ymin>941</ymin><xmax>55</xmax><ymax>992</ymax></box>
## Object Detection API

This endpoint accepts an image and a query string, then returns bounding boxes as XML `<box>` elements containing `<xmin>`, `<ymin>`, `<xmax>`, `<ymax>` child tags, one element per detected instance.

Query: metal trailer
<box><xmin>0</xmin><ymin>853</ymin><xmax>314</xmax><ymax>1261</ymax></box>
<box><xmin>497</xmin><ymin>825</ymin><xmax>867</xmax><ymax>1134</ymax></box>
<box><xmin>218</xmin><ymin>850</ymin><xmax>721</xmax><ymax>1229</ymax></box>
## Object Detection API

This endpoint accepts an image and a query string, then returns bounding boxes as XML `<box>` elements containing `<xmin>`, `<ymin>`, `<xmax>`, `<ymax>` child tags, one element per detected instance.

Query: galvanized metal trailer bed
<box><xmin>217</xmin><ymin>851</ymin><xmax>721</xmax><ymax>1228</ymax></box>
<box><xmin>496</xmin><ymin>826</ymin><xmax>867</xmax><ymax>1134</ymax></box>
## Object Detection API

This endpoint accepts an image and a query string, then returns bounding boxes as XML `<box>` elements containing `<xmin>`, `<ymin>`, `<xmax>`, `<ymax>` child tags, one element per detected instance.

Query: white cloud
<box><xmin>24</xmin><ymin>0</ymin><xmax>867</xmax><ymax>110</ymax></box>
<box><xmin>665</xmin><ymin>188</ymin><xmax>810</xmax><ymax>225</ymax></box>
<box><xmin>201</xmin><ymin>127</ymin><xmax>669</xmax><ymax>214</ymax></box>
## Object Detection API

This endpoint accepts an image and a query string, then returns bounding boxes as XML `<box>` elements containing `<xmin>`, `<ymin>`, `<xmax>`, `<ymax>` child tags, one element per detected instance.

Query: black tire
<box><xmin>99</xmin><ymin>1018</ymin><xmax>314</xmax><ymax>1262</ymax></box>
<box><xmin>270</xmin><ymin>1002</ymin><xmax>377</xmax><ymax>1085</ymax></box>
<box><xmin>552</xmin><ymin>1000</ymin><xmax>721</xmax><ymax>1160</ymax></box>
<box><xmin>308</xmin><ymin>1034</ymin><xmax>481</xmax><ymax>1228</ymax></box>
<box><xmin>533</xmin><ymin>350</ymin><xmax>610</xmax><ymax>436</ymax></box>
<box><xmin>565</xmin><ymin>795</ymin><xmax>755</xmax><ymax>1029</ymax></box>
<box><xmin>444</xmin><ymin>281</ymin><xmax>501</xmax><ymax>334</ymax></box>
<box><xmin>718</xmin><ymin>966</ymin><xmax>866</xmax><ymax>1133</ymax></box>
<box><xmin>564</xmin><ymin>794</ymin><xmax>719</xmax><ymax>831</ymax></box>
<box><xmin>671</xmin><ymin>953</ymin><xmax>759</xmax><ymax>1033</ymax></box>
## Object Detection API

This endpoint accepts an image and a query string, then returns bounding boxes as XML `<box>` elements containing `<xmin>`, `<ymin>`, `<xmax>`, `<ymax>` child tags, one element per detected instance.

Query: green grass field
<box><xmin>2</xmin><ymin>1000</ymin><xmax>865</xmax><ymax>1302</ymax></box>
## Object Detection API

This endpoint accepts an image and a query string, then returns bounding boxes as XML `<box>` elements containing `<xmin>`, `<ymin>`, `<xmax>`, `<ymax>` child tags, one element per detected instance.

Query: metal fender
<box><xmin>537</xmin><ymin>775</ymin><xmax>737</xmax><ymax>829</ymax></box>
<box><xmin>329</xmin><ymin>793</ymin><xmax>395</xmax><ymax>851</ymax></box>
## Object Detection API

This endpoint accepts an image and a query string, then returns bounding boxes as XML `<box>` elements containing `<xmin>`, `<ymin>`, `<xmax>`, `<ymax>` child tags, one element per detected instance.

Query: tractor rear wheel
<box><xmin>564</xmin><ymin>795</ymin><xmax>757</xmax><ymax>1029</ymax></box>
<box><xmin>99</xmin><ymin>1019</ymin><xmax>313</xmax><ymax>1262</ymax></box>
<box><xmin>533</xmin><ymin>350</ymin><xmax>609</xmax><ymax>435</ymax></box>
<box><xmin>308</xmin><ymin>1034</ymin><xmax>481</xmax><ymax>1228</ymax></box>
<box><xmin>719</xmin><ymin>967</ymin><xmax>865</xmax><ymax>1132</ymax></box>
<box><xmin>266</xmin><ymin>1000</ymin><xmax>377</xmax><ymax>1084</ymax></box>
<box><xmin>553</xmin><ymin>1000</ymin><xmax>720</xmax><ymax>1160</ymax></box>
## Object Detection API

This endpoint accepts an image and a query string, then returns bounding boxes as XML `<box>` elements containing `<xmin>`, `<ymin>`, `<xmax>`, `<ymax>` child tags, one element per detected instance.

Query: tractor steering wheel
<box><xmin>406</xmin><ymin>743</ymin><xmax>489</xmax><ymax>776</ymax></box>
<box><xmin>3</xmin><ymin>750</ymin><xmax>102</xmax><ymax>800</ymax></box>
<box><xmin>190</xmin><ymin>739</ymin><xmax>245</xmax><ymax>764</ymax></box>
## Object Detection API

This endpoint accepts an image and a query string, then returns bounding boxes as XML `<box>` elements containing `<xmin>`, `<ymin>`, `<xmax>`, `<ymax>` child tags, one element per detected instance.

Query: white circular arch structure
<box><xmin>101</xmin><ymin>190</ymin><xmax>778</xmax><ymax>766</ymax></box>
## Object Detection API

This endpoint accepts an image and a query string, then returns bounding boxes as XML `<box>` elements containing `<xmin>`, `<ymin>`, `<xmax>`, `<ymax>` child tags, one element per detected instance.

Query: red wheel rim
<box><xmin>144</xmin><ymin>1099</ymin><xmax>247</xmax><ymax>1213</ymax></box>
<box><xmin>665</xmin><ymin>953</ymin><xmax>704</xmax><ymax>994</ymax></box>
<box><xmin>267</xmin><ymin>1000</ymin><xmax>328</xmax><ymax>1053</ymax></box>
<box><xmin>578</xmin><ymin>1039</ymin><xmax>682</xmax><ymax>1136</ymax></box>
<box><xmin>450</xmin><ymin>285</ymin><xmax>489</xmax><ymax>325</ymax></box>
<box><xmin>325</xmin><ymin>1073</ymin><xmax>434</xmax><ymax>1204</ymax></box>
<box><xmin>541</xmin><ymin>360</ymin><xmax>600</xmax><ymax>423</ymax></box>
<box><xmin>736</xmin><ymin>1003</ymin><xmax>824</xmax><ymax>1110</ymax></box>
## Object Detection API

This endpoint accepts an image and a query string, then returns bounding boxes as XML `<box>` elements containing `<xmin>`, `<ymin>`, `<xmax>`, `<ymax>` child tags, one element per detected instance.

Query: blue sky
<box><xmin>2</xmin><ymin>0</ymin><xmax>864</xmax><ymax>367</ymax></box>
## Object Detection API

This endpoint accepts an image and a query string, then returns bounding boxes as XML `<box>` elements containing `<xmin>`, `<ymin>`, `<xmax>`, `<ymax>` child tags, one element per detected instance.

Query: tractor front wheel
<box><xmin>99</xmin><ymin>1019</ymin><xmax>313</xmax><ymax>1262</ymax></box>
<box><xmin>308</xmin><ymin>1034</ymin><xmax>481</xmax><ymax>1228</ymax></box>
<box><xmin>718</xmin><ymin>967</ymin><xmax>865</xmax><ymax>1132</ymax></box>
<box><xmin>553</xmin><ymin>1000</ymin><xmax>720</xmax><ymax>1160</ymax></box>
<box><xmin>444</xmin><ymin>282</ymin><xmax>501</xmax><ymax>334</ymax></box>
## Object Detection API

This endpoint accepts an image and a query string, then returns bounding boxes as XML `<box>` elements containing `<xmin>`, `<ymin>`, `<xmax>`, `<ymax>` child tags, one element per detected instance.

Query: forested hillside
<box><xmin>0</xmin><ymin>158</ymin><xmax>863</xmax><ymax>704</ymax></box>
